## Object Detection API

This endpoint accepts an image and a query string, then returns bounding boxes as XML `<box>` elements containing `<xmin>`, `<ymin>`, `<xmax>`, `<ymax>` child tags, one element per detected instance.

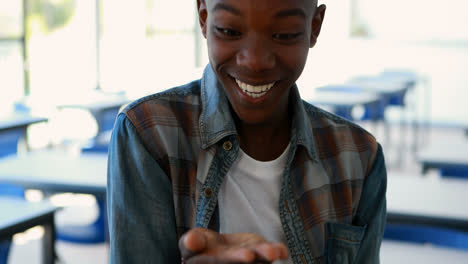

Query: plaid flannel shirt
<box><xmin>107</xmin><ymin>65</ymin><xmax>387</xmax><ymax>264</ymax></box>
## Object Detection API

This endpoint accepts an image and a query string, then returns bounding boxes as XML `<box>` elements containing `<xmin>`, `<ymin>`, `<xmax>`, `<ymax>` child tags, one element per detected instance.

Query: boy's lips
<box><xmin>234</xmin><ymin>78</ymin><xmax>276</xmax><ymax>99</ymax></box>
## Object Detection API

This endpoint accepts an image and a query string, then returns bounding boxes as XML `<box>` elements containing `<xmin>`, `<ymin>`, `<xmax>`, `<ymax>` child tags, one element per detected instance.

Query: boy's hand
<box><xmin>179</xmin><ymin>228</ymin><xmax>288</xmax><ymax>264</ymax></box>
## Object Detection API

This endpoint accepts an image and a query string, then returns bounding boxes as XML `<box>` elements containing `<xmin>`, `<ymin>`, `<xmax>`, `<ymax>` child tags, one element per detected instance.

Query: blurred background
<box><xmin>0</xmin><ymin>0</ymin><xmax>467</xmax><ymax>263</ymax></box>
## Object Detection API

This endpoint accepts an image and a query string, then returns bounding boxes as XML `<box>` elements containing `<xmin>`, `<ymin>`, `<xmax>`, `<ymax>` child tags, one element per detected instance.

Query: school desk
<box><xmin>0</xmin><ymin>150</ymin><xmax>108</xmax><ymax>243</ymax></box>
<box><xmin>307</xmin><ymin>90</ymin><xmax>382</xmax><ymax>121</ymax></box>
<box><xmin>417</xmin><ymin>140</ymin><xmax>468</xmax><ymax>176</ymax></box>
<box><xmin>0</xmin><ymin>112</ymin><xmax>47</xmax><ymax>157</ymax></box>
<box><xmin>380</xmin><ymin>240</ymin><xmax>468</xmax><ymax>264</ymax></box>
<box><xmin>0</xmin><ymin>197</ymin><xmax>58</xmax><ymax>264</ymax></box>
<box><xmin>386</xmin><ymin>173</ymin><xmax>468</xmax><ymax>232</ymax></box>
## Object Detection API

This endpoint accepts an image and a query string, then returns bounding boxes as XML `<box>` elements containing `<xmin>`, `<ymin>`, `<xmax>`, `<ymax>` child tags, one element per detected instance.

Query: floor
<box><xmin>6</xmin><ymin>121</ymin><xmax>468</xmax><ymax>264</ymax></box>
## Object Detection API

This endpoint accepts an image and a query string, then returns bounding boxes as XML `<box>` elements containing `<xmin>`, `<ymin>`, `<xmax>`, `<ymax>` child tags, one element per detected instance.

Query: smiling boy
<box><xmin>107</xmin><ymin>0</ymin><xmax>387</xmax><ymax>263</ymax></box>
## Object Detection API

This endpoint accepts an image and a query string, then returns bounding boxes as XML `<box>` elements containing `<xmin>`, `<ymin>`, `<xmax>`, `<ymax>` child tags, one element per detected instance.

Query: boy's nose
<box><xmin>236</xmin><ymin>38</ymin><xmax>275</xmax><ymax>72</ymax></box>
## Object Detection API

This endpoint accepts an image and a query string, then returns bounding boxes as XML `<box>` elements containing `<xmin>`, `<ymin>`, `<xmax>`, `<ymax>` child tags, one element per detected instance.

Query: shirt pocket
<box><xmin>324</xmin><ymin>222</ymin><xmax>366</xmax><ymax>264</ymax></box>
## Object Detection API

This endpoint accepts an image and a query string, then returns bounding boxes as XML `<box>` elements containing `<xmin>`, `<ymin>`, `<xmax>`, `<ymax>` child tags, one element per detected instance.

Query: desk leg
<box><xmin>42</xmin><ymin>215</ymin><xmax>56</xmax><ymax>264</ymax></box>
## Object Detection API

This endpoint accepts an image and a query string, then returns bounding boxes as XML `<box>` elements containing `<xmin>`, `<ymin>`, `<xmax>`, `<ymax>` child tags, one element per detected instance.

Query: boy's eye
<box><xmin>273</xmin><ymin>32</ymin><xmax>303</xmax><ymax>41</ymax></box>
<box><xmin>215</xmin><ymin>27</ymin><xmax>242</xmax><ymax>38</ymax></box>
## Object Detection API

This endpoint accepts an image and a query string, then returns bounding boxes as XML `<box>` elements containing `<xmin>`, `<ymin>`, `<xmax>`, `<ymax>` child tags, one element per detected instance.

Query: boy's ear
<box><xmin>197</xmin><ymin>0</ymin><xmax>208</xmax><ymax>38</ymax></box>
<box><xmin>310</xmin><ymin>4</ymin><xmax>326</xmax><ymax>48</ymax></box>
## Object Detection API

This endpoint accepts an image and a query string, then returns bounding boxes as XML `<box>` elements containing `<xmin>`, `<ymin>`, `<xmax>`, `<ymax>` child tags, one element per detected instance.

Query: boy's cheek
<box><xmin>207</xmin><ymin>39</ymin><xmax>238</xmax><ymax>65</ymax></box>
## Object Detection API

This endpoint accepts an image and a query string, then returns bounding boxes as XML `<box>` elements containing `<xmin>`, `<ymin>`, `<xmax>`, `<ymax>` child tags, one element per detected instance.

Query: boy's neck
<box><xmin>235</xmin><ymin>109</ymin><xmax>291</xmax><ymax>162</ymax></box>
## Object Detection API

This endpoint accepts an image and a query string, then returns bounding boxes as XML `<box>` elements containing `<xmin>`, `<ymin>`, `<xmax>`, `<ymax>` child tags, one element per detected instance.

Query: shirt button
<box><xmin>204</xmin><ymin>187</ymin><xmax>213</xmax><ymax>198</ymax></box>
<box><xmin>223</xmin><ymin>141</ymin><xmax>233</xmax><ymax>151</ymax></box>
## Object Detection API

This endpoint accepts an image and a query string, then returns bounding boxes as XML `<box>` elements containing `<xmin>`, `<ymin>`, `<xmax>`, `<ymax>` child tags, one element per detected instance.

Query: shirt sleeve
<box><xmin>353</xmin><ymin>143</ymin><xmax>387</xmax><ymax>263</ymax></box>
<box><xmin>107</xmin><ymin>113</ymin><xmax>181</xmax><ymax>263</ymax></box>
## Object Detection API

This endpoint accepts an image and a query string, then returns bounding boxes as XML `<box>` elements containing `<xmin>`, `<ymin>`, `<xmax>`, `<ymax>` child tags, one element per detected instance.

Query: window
<box><xmin>26</xmin><ymin>0</ymin><xmax>97</xmax><ymax>104</ymax></box>
<box><xmin>99</xmin><ymin>0</ymin><xmax>201</xmax><ymax>97</ymax></box>
<box><xmin>351</xmin><ymin>0</ymin><xmax>468</xmax><ymax>42</ymax></box>
<box><xmin>0</xmin><ymin>1</ymin><xmax>25</xmax><ymax>110</ymax></box>
<box><xmin>2</xmin><ymin>0</ymin><xmax>206</xmax><ymax>105</ymax></box>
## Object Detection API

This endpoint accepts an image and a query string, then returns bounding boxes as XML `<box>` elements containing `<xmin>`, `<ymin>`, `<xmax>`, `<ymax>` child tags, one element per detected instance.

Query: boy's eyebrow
<box><xmin>274</xmin><ymin>8</ymin><xmax>307</xmax><ymax>20</ymax></box>
<box><xmin>212</xmin><ymin>3</ymin><xmax>242</xmax><ymax>16</ymax></box>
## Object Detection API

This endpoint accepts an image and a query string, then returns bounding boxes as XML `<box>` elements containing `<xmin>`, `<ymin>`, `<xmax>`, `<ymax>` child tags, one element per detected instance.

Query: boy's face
<box><xmin>198</xmin><ymin>0</ymin><xmax>326</xmax><ymax>126</ymax></box>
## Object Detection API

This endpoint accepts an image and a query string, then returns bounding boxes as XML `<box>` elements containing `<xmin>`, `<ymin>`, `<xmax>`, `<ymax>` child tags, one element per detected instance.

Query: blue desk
<box><xmin>0</xmin><ymin>151</ymin><xmax>107</xmax><ymax>199</ymax></box>
<box><xmin>0</xmin><ymin>150</ymin><xmax>108</xmax><ymax>244</ymax></box>
<box><xmin>381</xmin><ymin>240</ymin><xmax>468</xmax><ymax>264</ymax></box>
<box><xmin>0</xmin><ymin>197</ymin><xmax>58</xmax><ymax>264</ymax></box>
<box><xmin>386</xmin><ymin>173</ymin><xmax>468</xmax><ymax>232</ymax></box>
<box><xmin>347</xmin><ymin>76</ymin><xmax>411</xmax><ymax>104</ymax></box>
<box><xmin>418</xmin><ymin>140</ymin><xmax>468</xmax><ymax>176</ymax></box>
<box><xmin>0</xmin><ymin>113</ymin><xmax>47</xmax><ymax>157</ymax></box>
<box><xmin>0</xmin><ymin>113</ymin><xmax>47</xmax><ymax>132</ymax></box>
<box><xmin>306</xmin><ymin>90</ymin><xmax>382</xmax><ymax>121</ymax></box>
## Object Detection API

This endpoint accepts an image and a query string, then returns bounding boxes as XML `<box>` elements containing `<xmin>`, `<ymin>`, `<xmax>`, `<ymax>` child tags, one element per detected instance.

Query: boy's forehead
<box><xmin>205</xmin><ymin>0</ymin><xmax>317</xmax><ymax>14</ymax></box>
<box><xmin>204</xmin><ymin>0</ymin><xmax>317</xmax><ymax>4</ymax></box>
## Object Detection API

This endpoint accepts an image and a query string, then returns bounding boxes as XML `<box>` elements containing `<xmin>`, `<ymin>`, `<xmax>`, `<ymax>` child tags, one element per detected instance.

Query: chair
<box><xmin>69</xmin><ymin>135</ymin><xmax>109</xmax><ymax>244</ymax></box>
<box><xmin>440</xmin><ymin>165</ymin><xmax>468</xmax><ymax>179</ymax></box>
<box><xmin>380</xmin><ymin>70</ymin><xmax>423</xmax><ymax>154</ymax></box>
<box><xmin>56</xmin><ymin>199</ymin><xmax>108</xmax><ymax>244</ymax></box>
<box><xmin>80</xmin><ymin>108</ymin><xmax>115</xmax><ymax>154</ymax></box>
<box><xmin>0</xmin><ymin>108</ymin><xmax>29</xmax><ymax>263</ymax></box>
<box><xmin>380</xmin><ymin>71</ymin><xmax>418</xmax><ymax>104</ymax></box>
<box><xmin>81</xmin><ymin>143</ymin><xmax>108</xmax><ymax>153</ymax></box>
<box><xmin>380</xmin><ymin>70</ymin><xmax>418</xmax><ymax>89</ymax></box>
<box><xmin>55</xmin><ymin>144</ymin><xmax>109</xmax><ymax>244</ymax></box>
<box><xmin>384</xmin><ymin>224</ymin><xmax>468</xmax><ymax>250</ymax></box>
<box><xmin>55</xmin><ymin>106</ymin><xmax>112</xmax><ymax>244</ymax></box>
<box><xmin>0</xmin><ymin>184</ymin><xmax>26</xmax><ymax>264</ymax></box>
<box><xmin>350</xmin><ymin>75</ymin><xmax>410</xmax><ymax>108</ymax></box>
<box><xmin>0</xmin><ymin>128</ymin><xmax>23</xmax><ymax>158</ymax></box>
<box><xmin>59</xmin><ymin>142</ymin><xmax>109</xmax><ymax>244</ymax></box>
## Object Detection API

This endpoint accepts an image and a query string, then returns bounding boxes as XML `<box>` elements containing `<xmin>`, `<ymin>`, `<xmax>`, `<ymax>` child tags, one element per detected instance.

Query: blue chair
<box><xmin>440</xmin><ymin>165</ymin><xmax>468</xmax><ymax>179</ymax></box>
<box><xmin>0</xmin><ymin>128</ymin><xmax>23</xmax><ymax>158</ymax></box>
<box><xmin>0</xmin><ymin>109</ymin><xmax>29</xmax><ymax>263</ymax></box>
<box><xmin>351</xmin><ymin>75</ymin><xmax>410</xmax><ymax>107</ymax></box>
<box><xmin>56</xmin><ymin>199</ymin><xmax>108</xmax><ymax>244</ymax></box>
<box><xmin>80</xmin><ymin>106</ymin><xmax>116</xmax><ymax>154</ymax></box>
<box><xmin>81</xmin><ymin>143</ymin><xmax>108</xmax><ymax>153</ymax></box>
<box><xmin>384</xmin><ymin>224</ymin><xmax>468</xmax><ymax>250</ymax></box>
<box><xmin>72</xmin><ymin>137</ymin><xmax>109</xmax><ymax>244</ymax></box>
<box><xmin>54</xmin><ymin>148</ymin><xmax>108</xmax><ymax>244</ymax></box>
<box><xmin>0</xmin><ymin>184</ymin><xmax>26</xmax><ymax>264</ymax></box>
<box><xmin>61</xmin><ymin>134</ymin><xmax>109</xmax><ymax>244</ymax></box>
<box><xmin>55</xmin><ymin>106</ymin><xmax>112</xmax><ymax>244</ymax></box>
<box><xmin>94</xmin><ymin>107</ymin><xmax>120</xmax><ymax>134</ymax></box>
<box><xmin>380</xmin><ymin>70</ymin><xmax>418</xmax><ymax>89</ymax></box>
<box><xmin>71</xmin><ymin>130</ymin><xmax>109</xmax><ymax>244</ymax></box>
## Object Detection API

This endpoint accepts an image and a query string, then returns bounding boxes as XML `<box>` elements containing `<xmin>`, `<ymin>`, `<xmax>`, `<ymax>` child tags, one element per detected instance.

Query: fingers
<box><xmin>252</xmin><ymin>242</ymin><xmax>289</xmax><ymax>262</ymax></box>
<box><xmin>179</xmin><ymin>229</ymin><xmax>289</xmax><ymax>263</ymax></box>
<box><xmin>186</xmin><ymin>255</ymin><xmax>243</xmax><ymax>264</ymax></box>
<box><xmin>185</xmin><ymin>229</ymin><xmax>208</xmax><ymax>252</ymax></box>
<box><xmin>186</xmin><ymin>247</ymin><xmax>256</xmax><ymax>264</ymax></box>
<box><xmin>273</xmin><ymin>243</ymin><xmax>289</xmax><ymax>259</ymax></box>
<box><xmin>179</xmin><ymin>228</ymin><xmax>208</xmax><ymax>259</ymax></box>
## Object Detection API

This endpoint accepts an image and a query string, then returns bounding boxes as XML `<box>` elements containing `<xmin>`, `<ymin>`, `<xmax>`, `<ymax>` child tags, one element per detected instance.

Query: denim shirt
<box><xmin>107</xmin><ymin>65</ymin><xmax>387</xmax><ymax>264</ymax></box>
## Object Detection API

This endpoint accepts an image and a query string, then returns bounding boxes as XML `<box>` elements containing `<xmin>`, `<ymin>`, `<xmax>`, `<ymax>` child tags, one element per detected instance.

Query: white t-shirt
<box><xmin>218</xmin><ymin>144</ymin><xmax>293</xmax><ymax>264</ymax></box>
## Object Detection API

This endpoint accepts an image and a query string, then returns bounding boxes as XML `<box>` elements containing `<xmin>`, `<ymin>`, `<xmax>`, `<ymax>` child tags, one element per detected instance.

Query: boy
<box><xmin>107</xmin><ymin>0</ymin><xmax>387</xmax><ymax>263</ymax></box>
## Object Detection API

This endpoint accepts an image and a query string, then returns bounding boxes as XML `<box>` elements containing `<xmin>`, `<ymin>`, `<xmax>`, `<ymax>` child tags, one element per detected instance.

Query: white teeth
<box><xmin>235</xmin><ymin>79</ymin><xmax>275</xmax><ymax>98</ymax></box>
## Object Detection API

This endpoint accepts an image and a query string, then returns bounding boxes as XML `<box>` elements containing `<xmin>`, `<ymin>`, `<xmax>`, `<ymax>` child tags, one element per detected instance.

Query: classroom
<box><xmin>1</xmin><ymin>0</ymin><xmax>467</xmax><ymax>263</ymax></box>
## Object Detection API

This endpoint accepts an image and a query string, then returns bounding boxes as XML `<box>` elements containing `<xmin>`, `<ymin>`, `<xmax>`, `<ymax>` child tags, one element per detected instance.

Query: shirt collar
<box><xmin>199</xmin><ymin>65</ymin><xmax>237</xmax><ymax>149</ymax></box>
<box><xmin>199</xmin><ymin>65</ymin><xmax>317</xmax><ymax>161</ymax></box>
